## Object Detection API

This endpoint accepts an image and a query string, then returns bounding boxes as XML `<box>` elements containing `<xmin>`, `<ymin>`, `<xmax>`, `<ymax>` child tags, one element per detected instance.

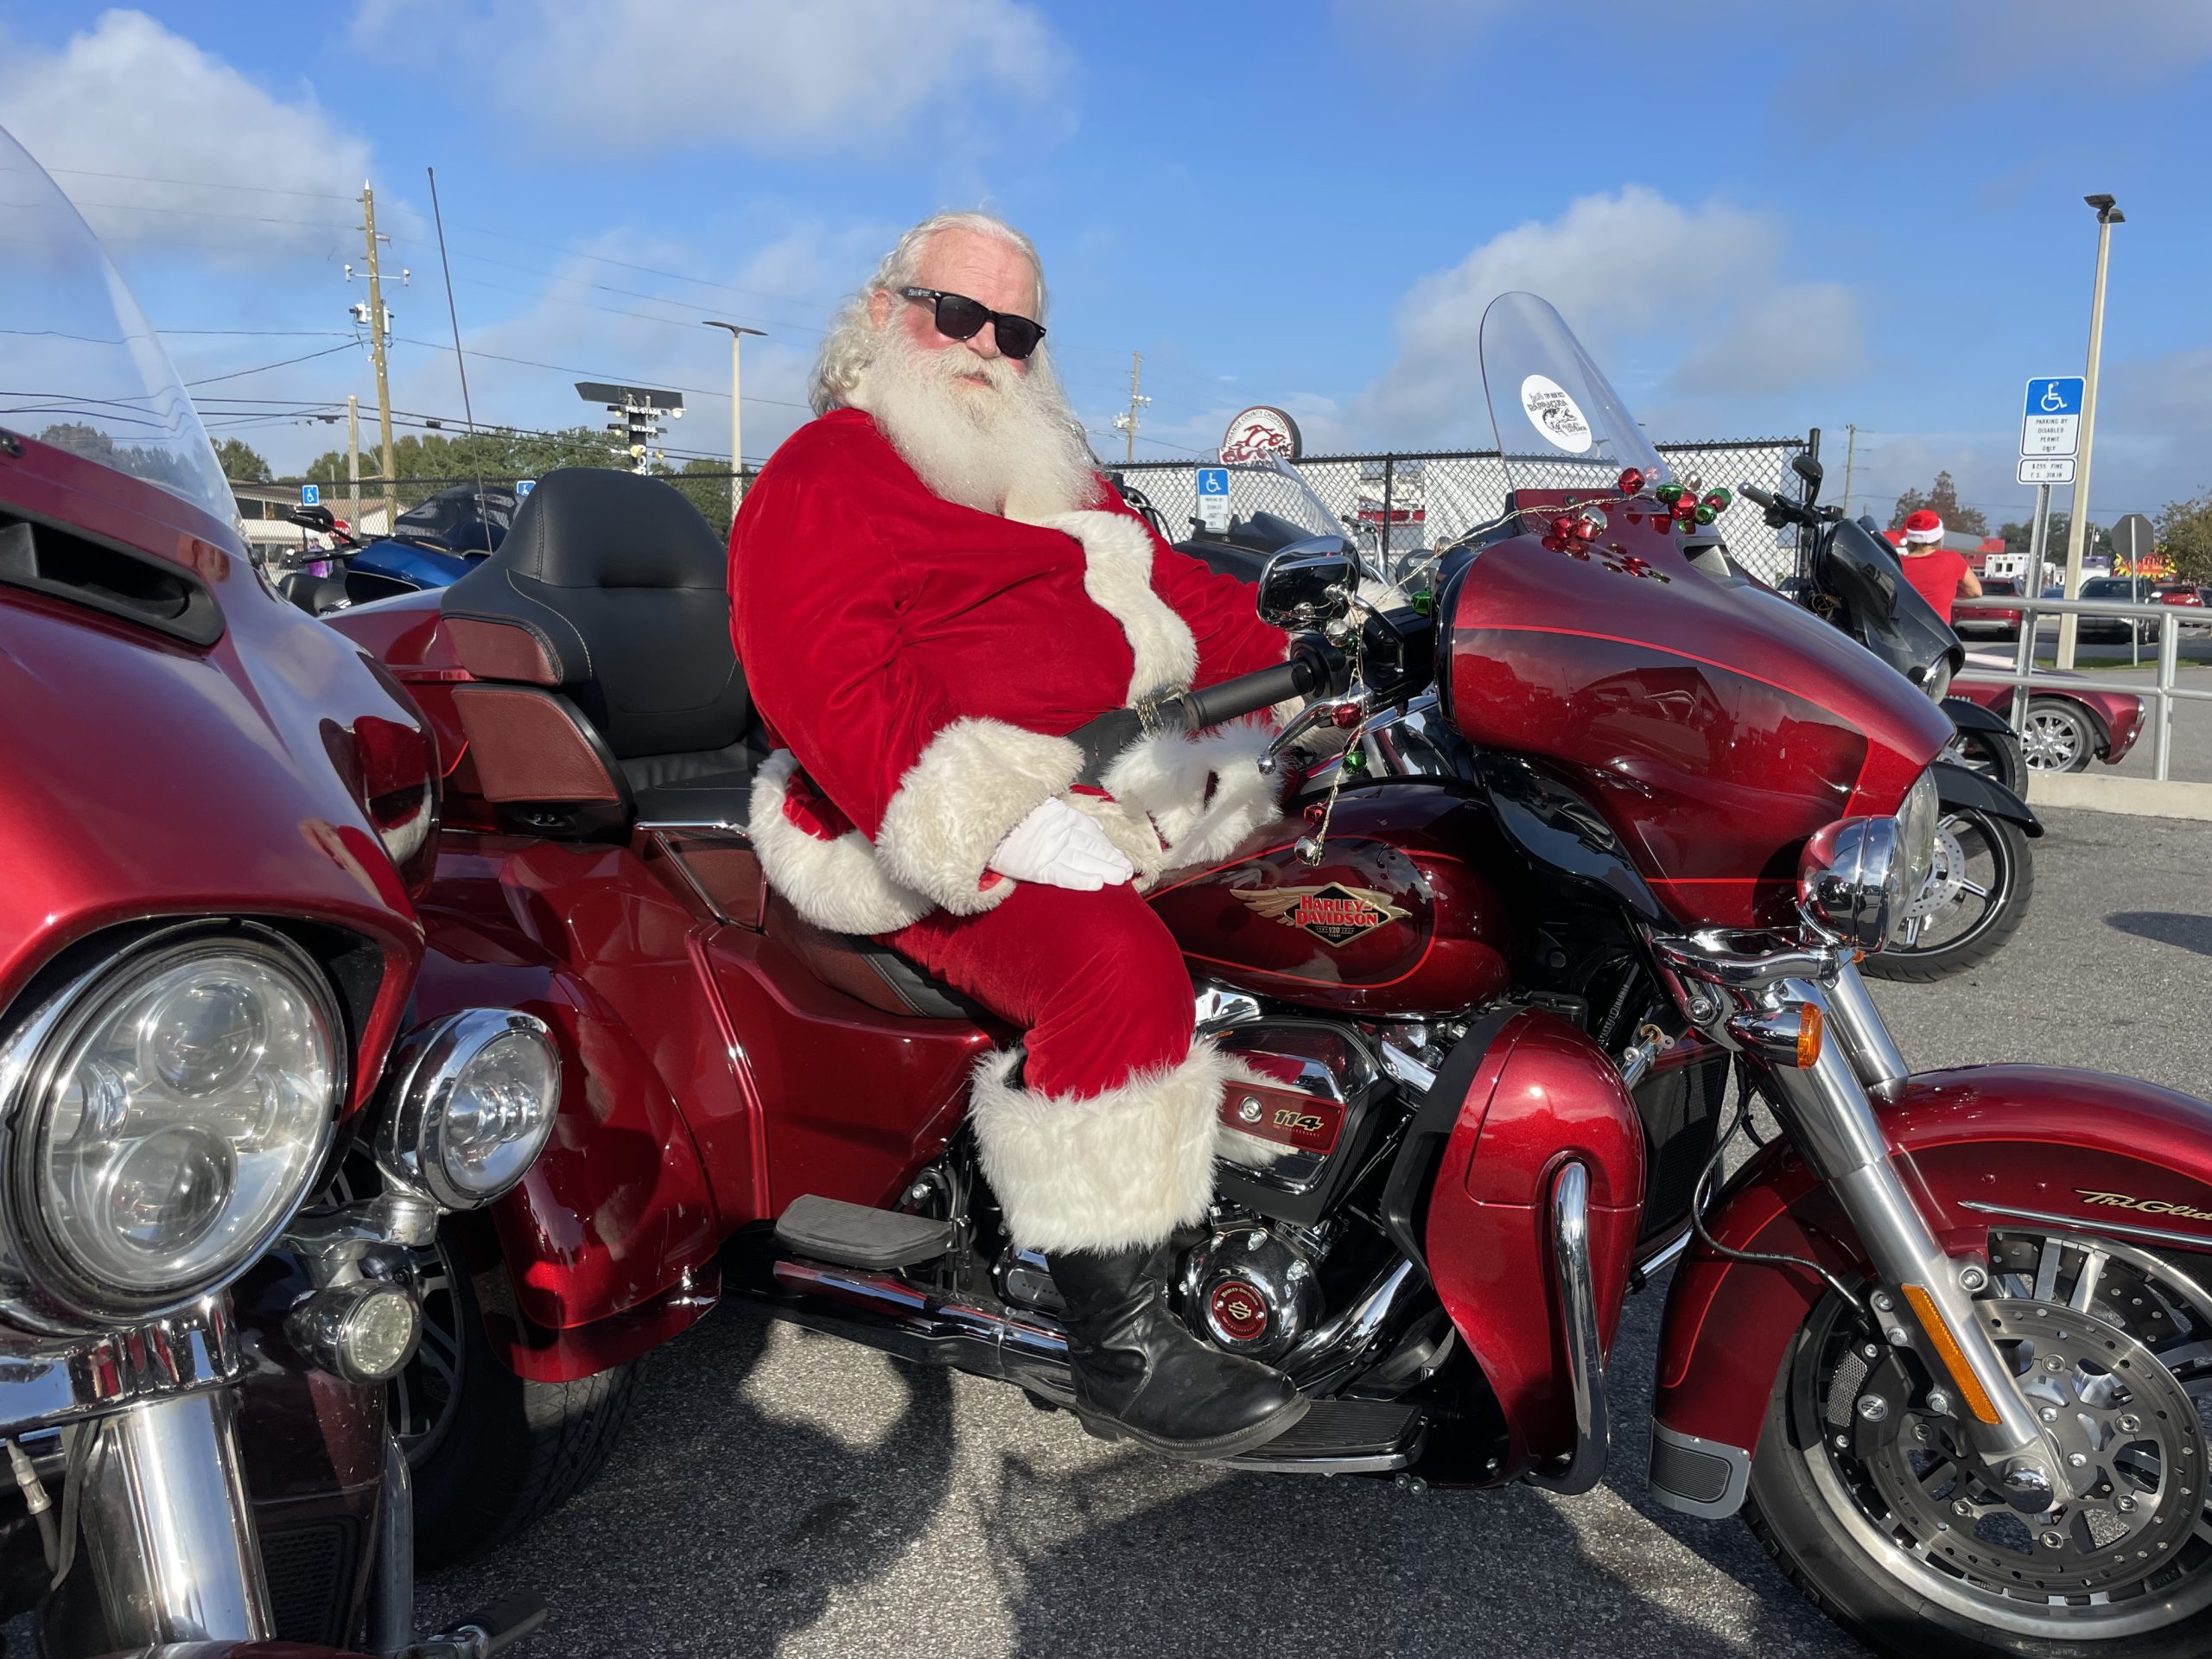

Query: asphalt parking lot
<box><xmin>416</xmin><ymin>806</ymin><xmax>2212</xmax><ymax>1659</ymax></box>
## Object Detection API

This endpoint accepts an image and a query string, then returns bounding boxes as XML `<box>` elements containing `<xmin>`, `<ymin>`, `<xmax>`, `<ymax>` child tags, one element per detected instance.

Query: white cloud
<box><xmin>0</xmin><ymin>10</ymin><xmax>374</xmax><ymax>258</ymax></box>
<box><xmin>356</xmin><ymin>0</ymin><xmax>1071</xmax><ymax>157</ymax></box>
<box><xmin>1355</xmin><ymin>187</ymin><xmax>1863</xmax><ymax>443</ymax></box>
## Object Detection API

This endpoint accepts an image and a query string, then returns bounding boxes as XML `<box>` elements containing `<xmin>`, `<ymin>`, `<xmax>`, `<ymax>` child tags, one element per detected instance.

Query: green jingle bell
<box><xmin>1706</xmin><ymin>487</ymin><xmax>1732</xmax><ymax>510</ymax></box>
<box><xmin>1344</xmin><ymin>744</ymin><xmax>1368</xmax><ymax>772</ymax></box>
<box><xmin>1655</xmin><ymin>482</ymin><xmax>1685</xmax><ymax>505</ymax></box>
<box><xmin>1694</xmin><ymin>505</ymin><xmax>1717</xmax><ymax>524</ymax></box>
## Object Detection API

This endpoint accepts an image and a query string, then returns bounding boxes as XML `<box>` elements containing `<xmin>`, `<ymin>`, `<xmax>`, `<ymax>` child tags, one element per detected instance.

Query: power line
<box><xmin>164</xmin><ymin>327</ymin><xmax>355</xmax><ymax>338</ymax></box>
<box><xmin>44</xmin><ymin>166</ymin><xmax>361</xmax><ymax>201</ymax></box>
<box><xmin>184</xmin><ymin>342</ymin><xmax>361</xmax><ymax>387</ymax></box>
<box><xmin>386</xmin><ymin>334</ymin><xmax>809</xmax><ymax>408</ymax></box>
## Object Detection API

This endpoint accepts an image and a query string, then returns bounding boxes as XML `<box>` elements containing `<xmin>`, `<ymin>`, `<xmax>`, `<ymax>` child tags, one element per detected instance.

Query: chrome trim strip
<box><xmin>1633</xmin><ymin>1225</ymin><xmax>1692</xmax><ymax>1281</ymax></box>
<box><xmin>1525</xmin><ymin>1162</ymin><xmax>1609</xmax><ymax>1496</ymax></box>
<box><xmin>0</xmin><ymin>1299</ymin><xmax>244</xmax><ymax>1440</ymax></box>
<box><xmin>633</xmin><ymin>817</ymin><xmax>750</xmax><ymax>838</ymax></box>
<box><xmin>1958</xmin><ymin>1199</ymin><xmax>2212</xmax><ymax>1254</ymax></box>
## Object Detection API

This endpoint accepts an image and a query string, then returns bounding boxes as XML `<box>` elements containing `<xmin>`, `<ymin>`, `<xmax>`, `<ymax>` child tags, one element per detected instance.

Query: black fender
<box><xmin>1940</xmin><ymin>695</ymin><xmax>2015</xmax><ymax>737</ymax></box>
<box><xmin>1930</xmin><ymin>757</ymin><xmax>2043</xmax><ymax>837</ymax></box>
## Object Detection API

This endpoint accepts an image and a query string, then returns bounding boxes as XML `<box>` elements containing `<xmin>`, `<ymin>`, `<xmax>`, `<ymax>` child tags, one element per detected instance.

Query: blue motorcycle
<box><xmin>280</xmin><ymin>482</ymin><xmax>518</xmax><ymax>612</ymax></box>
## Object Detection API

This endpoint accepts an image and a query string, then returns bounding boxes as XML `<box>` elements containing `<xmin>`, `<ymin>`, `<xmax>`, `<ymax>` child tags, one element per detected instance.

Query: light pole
<box><xmin>704</xmin><ymin>321</ymin><xmax>765</xmax><ymax>521</ymax></box>
<box><xmin>2057</xmin><ymin>194</ymin><xmax>2123</xmax><ymax>670</ymax></box>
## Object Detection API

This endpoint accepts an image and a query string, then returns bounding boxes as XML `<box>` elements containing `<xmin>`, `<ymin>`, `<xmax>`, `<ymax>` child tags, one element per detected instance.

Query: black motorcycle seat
<box><xmin>626</xmin><ymin>736</ymin><xmax>768</xmax><ymax>828</ymax></box>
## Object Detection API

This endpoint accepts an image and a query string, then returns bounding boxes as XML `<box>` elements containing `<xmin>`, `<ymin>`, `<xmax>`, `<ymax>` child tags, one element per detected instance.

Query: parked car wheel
<box><xmin>1940</xmin><ymin>712</ymin><xmax>2025</xmax><ymax>798</ymax></box>
<box><xmin>402</xmin><ymin>1220</ymin><xmax>644</xmax><ymax>1568</ymax></box>
<box><xmin>2021</xmin><ymin>697</ymin><xmax>2097</xmax><ymax>772</ymax></box>
<box><xmin>1860</xmin><ymin>807</ymin><xmax>2032</xmax><ymax>982</ymax></box>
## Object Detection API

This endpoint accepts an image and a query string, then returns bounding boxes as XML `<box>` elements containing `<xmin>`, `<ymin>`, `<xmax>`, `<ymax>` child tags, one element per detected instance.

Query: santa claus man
<box><xmin>1897</xmin><ymin>507</ymin><xmax>1981</xmax><ymax>624</ymax></box>
<box><xmin>730</xmin><ymin>213</ymin><xmax>1312</xmax><ymax>1458</ymax></box>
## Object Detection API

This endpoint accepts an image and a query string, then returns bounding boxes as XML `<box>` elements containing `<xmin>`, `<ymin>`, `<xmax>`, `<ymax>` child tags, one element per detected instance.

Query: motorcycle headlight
<box><xmin>1</xmin><ymin>933</ymin><xmax>342</xmax><ymax>1323</ymax></box>
<box><xmin>375</xmin><ymin>1009</ymin><xmax>558</xmax><ymax>1211</ymax></box>
<box><xmin>1896</xmin><ymin>767</ymin><xmax>1942</xmax><ymax>908</ymax></box>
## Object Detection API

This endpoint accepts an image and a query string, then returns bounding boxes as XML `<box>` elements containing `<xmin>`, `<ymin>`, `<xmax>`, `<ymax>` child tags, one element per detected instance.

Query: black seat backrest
<box><xmin>442</xmin><ymin>467</ymin><xmax>749</xmax><ymax>760</ymax></box>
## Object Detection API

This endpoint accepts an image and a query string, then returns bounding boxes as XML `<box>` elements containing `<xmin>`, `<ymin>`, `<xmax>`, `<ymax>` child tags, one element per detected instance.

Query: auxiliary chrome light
<box><xmin>375</xmin><ymin>1010</ymin><xmax>559</xmax><ymax>1211</ymax></box>
<box><xmin>1797</xmin><ymin>816</ymin><xmax>1906</xmax><ymax>951</ymax></box>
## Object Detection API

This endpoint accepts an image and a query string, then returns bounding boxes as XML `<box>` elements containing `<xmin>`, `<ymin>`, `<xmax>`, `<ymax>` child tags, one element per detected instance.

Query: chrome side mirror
<box><xmin>1256</xmin><ymin>537</ymin><xmax>1355</xmax><ymax>629</ymax></box>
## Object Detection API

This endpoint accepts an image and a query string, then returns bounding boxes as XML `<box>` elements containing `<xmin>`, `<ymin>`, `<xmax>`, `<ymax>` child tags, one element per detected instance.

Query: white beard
<box><xmin>854</xmin><ymin>324</ymin><xmax>1099</xmax><ymax>520</ymax></box>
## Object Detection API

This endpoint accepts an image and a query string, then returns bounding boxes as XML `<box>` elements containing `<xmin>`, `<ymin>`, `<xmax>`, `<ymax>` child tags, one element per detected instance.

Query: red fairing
<box><xmin>1446</xmin><ymin>512</ymin><xmax>1953</xmax><ymax>929</ymax></box>
<box><xmin>1149</xmin><ymin>785</ymin><xmax>1525</xmax><ymax>1015</ymax></box>
<box><xmin>1653</xmin><ymin>1065</ymin><xmax>2212</xmax><ymax>1474</ymax></box>
<box><xmin>0</xmin><ymin>438</ymin><xmax>423</xmax><ymax>1109</ymax></box>
<box><xmin>1423</xmin><ymin>1010</ymin><xmax>1645</xmax><ymax>1474</ymax></box>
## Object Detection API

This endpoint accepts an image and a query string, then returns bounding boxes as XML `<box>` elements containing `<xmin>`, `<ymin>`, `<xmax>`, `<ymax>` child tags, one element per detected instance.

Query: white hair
<box><xmin>809</xmin><ymin>211</ymin><xmax>1049</xmax><ymax>416</ymax></box>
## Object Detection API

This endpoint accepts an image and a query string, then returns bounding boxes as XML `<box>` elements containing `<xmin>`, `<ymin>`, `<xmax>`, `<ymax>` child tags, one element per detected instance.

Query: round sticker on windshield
<box><xmin>1520</xmin><ymin>374</ymin><xmax>1593</xmax><ymax>454</ymax></box>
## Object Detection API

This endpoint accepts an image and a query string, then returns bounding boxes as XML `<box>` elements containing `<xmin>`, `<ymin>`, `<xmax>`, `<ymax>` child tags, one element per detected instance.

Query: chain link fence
<box><xmin>1105</xmin><ymin>438</ymin><xmax>1808</xmax><ymax>585</ymax></box>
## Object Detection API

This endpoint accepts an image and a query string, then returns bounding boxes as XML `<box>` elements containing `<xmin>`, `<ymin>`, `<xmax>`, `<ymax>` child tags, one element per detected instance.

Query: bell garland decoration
<box><xmin>1647</xmin><ymin>480</ymin><xmax>1733</xmax><ymax>533</ymax></box>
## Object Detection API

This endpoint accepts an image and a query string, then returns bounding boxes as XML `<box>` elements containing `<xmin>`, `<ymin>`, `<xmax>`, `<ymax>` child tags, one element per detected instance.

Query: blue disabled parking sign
<box><xmin>300</xmin><ymin>483</ymin><xmax>320</xmax><ymax>506</ymax></box>
<box><xmin>1195</xmin><ymin>466</ymin><xmax>1230</xmax><ymax>533</ymax></box>
<box><xmin>517</xmin><ymin>479</ymin><xmax>535</xmax><ymax>497</ymax></box>
<box><xmin>2020</xmin><ymin>377</ymin><xmax>2085</xmax><ymax>459</ymax></box>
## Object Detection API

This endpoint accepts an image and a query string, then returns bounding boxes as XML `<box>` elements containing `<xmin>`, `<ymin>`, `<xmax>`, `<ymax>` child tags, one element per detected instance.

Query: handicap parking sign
<box><xmin>300</xmin><ymin>483</ymin><xmax>321</xmax><ymax>506</ymax></box>
<box><xmin>517</xmin><ymin>479</ymin><xmax>535</xmax><ymax>497</ymax></box>
<box><xmin>1195</xmin><ymin>467</ymin><xmax>1230</xmax><ymax>534</ymax></box>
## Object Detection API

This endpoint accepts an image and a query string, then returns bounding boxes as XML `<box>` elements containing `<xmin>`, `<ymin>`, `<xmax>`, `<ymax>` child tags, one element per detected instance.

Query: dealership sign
<box><xmin>1220</xmin><ymin>406</ymin><xmax>1302</xmax><ymax>464</ymax></box>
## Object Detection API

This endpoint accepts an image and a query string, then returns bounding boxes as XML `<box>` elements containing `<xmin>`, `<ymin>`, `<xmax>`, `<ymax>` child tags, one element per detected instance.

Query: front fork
<box><xmin>1658</xmin><ymin>944</ymin><xmax>2070</xmax><ymax>1504</ymax></box>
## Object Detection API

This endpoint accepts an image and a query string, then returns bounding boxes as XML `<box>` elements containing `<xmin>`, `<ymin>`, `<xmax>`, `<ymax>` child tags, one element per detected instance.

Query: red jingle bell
<box><xmin>1541</xmin><ymin>535</ymin><xmax>1567</xmax><ymax>552</ymax></box>
<box><xmin>1617</xmin><ymin>467</ymin><xmax>1645</xmax><ymax>494</ymax></box>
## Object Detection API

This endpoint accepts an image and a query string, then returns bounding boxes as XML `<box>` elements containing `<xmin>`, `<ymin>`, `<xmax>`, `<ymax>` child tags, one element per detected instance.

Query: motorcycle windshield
<box><xmin>1208</xmin><ymin>453</ymin><xmax>1349</xmax><ymax>545</ymax></box>
<box><xmin>1478</xmin><ymin>292</ymin><xmax>1667</xmax><ymax>495</ymax></box>
<box><xmin>0</xmin><ymin>124</ymin><xmax>235</xmax><ymax>527</ymax></box>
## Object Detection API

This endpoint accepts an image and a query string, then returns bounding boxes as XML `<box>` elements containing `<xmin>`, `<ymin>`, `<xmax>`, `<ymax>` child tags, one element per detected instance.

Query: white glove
<box><xmin>988</xmin><ymin>798</ymin><xmax>1134</xmax><ymax>891</ymax></box>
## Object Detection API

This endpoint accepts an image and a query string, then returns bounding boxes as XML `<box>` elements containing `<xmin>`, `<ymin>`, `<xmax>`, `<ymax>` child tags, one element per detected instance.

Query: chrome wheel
<box><xmin>1794</xmin><ymin>1231</ymin><xmax>2212</xmax><ymax>1638</ymax></box>
<box><xmin>2023</xmin><ymin>703</ymin><xmax>2093</xmax><ymax>772</ymax></box>
<box><xmin>1892</xmin><ymin>814</ymin><xmax>2006</xmax><ymax>955</ymax></box>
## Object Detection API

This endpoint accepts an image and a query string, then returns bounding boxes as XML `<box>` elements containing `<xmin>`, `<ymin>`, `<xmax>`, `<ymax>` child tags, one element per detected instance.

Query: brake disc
<box><xmin>1860</xmin><ymin>1298</ymin><xmax>2207</xmax><ymax>1599</ymax></box>
<box><xmin>1904</xmin><ymin>819</ymin><xmax>1969</xmax><ymax>921</ymax></box>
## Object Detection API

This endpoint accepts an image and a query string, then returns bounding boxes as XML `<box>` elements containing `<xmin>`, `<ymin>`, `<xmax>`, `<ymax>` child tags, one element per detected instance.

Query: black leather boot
<box><xmin>1051</xmin><ymin>1241</ymin><xmax>1308</xmax><ymax>1459</ymax></box>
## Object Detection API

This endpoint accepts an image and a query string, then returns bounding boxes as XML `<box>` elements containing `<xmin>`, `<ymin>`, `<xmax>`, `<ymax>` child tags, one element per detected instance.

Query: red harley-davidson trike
<box><xmin>331</xmin><ymin>290</ymin><xmax>2212</xmax><ymax>1659</ymax></box>
<box><xmin>0</xmin><ymin>129</ymin><xmax>551</xmax><ymax>1657</ymax></box>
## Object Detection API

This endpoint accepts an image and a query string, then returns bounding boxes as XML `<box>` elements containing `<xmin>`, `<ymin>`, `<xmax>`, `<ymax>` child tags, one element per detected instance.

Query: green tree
<box><xmin>662</xmin><ymin>456</ymin><xmax>741</xmax><ymax>539</ymax></box>
<box><xmin>1887</xmin><ymin>471</ymin><xmax>1988</xmax><ymax>537</ymax></box>
<box><xmin>2158</xmin><ymin>493</ymin><xmax>2212</xmax><ymax>583</ymax></box>
<box><xmin>213</xmin><ymin>438</ymin><xmax>271</xmax><ymax>481</ymax></box>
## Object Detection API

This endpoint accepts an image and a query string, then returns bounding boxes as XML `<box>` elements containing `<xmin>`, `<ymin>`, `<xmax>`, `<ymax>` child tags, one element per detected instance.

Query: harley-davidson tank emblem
<box><xmin>2076</xmin><ymin>1190</ymin><xmax>2212</xmax><ymax>1224</ymax></box>
<box><xmin>1236</xmin><ymin>883</ymin><xmax>1410</xmax><ymax>947</ymax></box>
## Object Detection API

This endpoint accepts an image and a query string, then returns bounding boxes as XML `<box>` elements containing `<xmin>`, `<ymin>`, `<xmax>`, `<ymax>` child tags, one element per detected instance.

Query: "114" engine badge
<box><xmin>1236</xmin><ymin>883</ymin><xmax>1411</xmax><ymax>947</ymax></box>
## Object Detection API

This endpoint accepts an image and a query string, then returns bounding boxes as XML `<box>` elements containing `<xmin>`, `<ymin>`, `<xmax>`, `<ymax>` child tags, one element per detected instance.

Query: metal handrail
<box><xmin>1952</xmin><ymin>593</ymin><xmax>2209</xmax><ymax>781</ymax></box>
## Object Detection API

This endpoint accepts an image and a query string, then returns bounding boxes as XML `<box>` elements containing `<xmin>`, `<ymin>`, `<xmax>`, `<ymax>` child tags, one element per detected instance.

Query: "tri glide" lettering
<box><xmin>2076</xmin><ymin>1189</ymin><xmax>2212</xmax><ymax>1224</ymax></box>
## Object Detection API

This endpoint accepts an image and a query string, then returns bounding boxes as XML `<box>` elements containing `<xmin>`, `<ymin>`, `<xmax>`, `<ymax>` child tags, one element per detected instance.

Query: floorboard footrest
<box><xmin>774</xmin><ymin>1195</ymin><xmax>953</xmax><ymax>1270</ymax></box>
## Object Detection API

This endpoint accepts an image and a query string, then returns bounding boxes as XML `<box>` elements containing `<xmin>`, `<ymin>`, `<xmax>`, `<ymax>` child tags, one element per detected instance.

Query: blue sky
<box><xmin>3</xmin><ymin>0</ymin><xmax>2208</xmax><ymax>531</ymax></box>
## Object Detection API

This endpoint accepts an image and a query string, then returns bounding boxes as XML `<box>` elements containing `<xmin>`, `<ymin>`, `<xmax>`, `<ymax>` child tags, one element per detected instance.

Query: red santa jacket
<box><xmin>730</xmin><ymin>409</ymin><xmax>1293</xmax><ymax>936</ymax></box>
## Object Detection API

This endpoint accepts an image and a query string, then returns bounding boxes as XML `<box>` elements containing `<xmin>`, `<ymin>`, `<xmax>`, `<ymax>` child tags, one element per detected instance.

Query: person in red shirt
<box><xmin>1897</xmin><ymin>508</ymin><xmax>1981</xmax><ymax>623</ymax></box>
<box><xmin>730</xmin><ymin>213</ymin><xmax>1309</xmax><ymax>1459</ymax></box>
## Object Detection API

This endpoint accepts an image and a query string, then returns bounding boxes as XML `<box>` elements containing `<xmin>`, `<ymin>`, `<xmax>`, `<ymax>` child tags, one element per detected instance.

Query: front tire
<box><xmin>401</xmin><ymin>1223</ymin><xmax>643</xmax><ymax>1568</ymax></box>
<box><xmin>1746</xmin><ymin>1233</ymin><xmax>2212</xmax><ymax>1658</ymax></box>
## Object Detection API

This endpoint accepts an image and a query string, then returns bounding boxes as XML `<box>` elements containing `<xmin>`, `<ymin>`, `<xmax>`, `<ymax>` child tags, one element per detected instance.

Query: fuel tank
<box><xmin>1147</xmin><ymin>784</ymin><xmax>1525</xmax><ymax>1015</ymax></box>
<box><xmin>1443</xmin><ymin>507</ymin><xmax>1953</xmax><ymax>929</ymax></box>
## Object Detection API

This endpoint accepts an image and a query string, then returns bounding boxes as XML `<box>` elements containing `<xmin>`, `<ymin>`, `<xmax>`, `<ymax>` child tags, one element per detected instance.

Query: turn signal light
<box><xmin>1796</xmin><ymin>1005</ymin><xmax>1824</xmax><ymax>1068</ymax></box>
<box><xmin>1726</xmin><ymin>1003</ymin><xmax>1824</xmax><ymax>1070</ymax></box>
<box><xmin>1901</xmin><ymin>1283</ymin><xmax>2002</xmax><ymax>1426</ymax></box>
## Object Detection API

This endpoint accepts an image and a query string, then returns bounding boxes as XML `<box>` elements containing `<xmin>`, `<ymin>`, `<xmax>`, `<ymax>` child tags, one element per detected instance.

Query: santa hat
<box><xmin>1901</xmin><ymin>509</ymin><xmax>1944</xmax><ymax>545</ymax></box>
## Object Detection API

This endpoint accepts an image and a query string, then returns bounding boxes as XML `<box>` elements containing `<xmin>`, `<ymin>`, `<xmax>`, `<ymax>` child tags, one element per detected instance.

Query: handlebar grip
<box><xmin>1738</xmin><ymin>482</ymin><xmax>1780</xmax><ymax>510</ymax></box>
<box><xmin>1167</xmin><ymin>653</ymin><xmax>1324</xmax><ymax>733</ymax></box>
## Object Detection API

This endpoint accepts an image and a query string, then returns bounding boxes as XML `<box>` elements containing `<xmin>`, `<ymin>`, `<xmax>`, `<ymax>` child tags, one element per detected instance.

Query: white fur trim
<box><xmin>969</xmin><ymin>1040</ymin><xmax>1236</xmax><ymax>1251</ymax></box>
<box><xmin>1901</xmin><ymin>527</ymin><xmax>1944</xmax><ymax>545</ymax></box>
<box><xmin>1018</xmin><ymin>508</ymin><xmax>1198</xmax><ymax>702</ymax></box>
<box><xmin>747</xmin><ymin>751</ymin><xmax>933</xmax><ymax>934</ymax></box>
<box><xmin>1099</xmin><ymin>717</ymin><xmax>1288</xmax><ymax>880</ymax></box>
<box><xmin>874</xmin><ymin>717</ymin><xmax>1084</xmax><ymax>916</ymax></box>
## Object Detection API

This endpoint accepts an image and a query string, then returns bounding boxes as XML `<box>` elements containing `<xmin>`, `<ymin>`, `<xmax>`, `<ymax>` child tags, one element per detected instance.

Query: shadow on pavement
<box><xmin>2105</xmin><ymin>910</ymin><xmax>2212</xmax><ymax>957</ymax></box>
<box><xmin>418</xmin><ymin>1306</ymin><xmax>957</xmax><ymax>1659</ymax></box>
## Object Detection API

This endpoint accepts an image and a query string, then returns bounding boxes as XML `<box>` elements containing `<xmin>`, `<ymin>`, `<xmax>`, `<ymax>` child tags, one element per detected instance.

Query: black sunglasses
<box><xmin>899</xmin><ymin>287</ymin><xmax>1046</xmax><ymax>359</ymax></box>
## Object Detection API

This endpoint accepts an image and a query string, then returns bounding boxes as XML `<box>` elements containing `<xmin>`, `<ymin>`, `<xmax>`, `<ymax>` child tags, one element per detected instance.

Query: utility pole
<box><xmin>703</xmin><ymin>321</ymin><xmax>765</xmax><ymax>524</ymax></box>
<box><xmin>2058</xmin><ymin>194</ymin><xmax>2123</xmax><ymax>670</ymax></box>
<box><xmin>1840</xmin><ymin>424</ymin><xmax>1857</xmax><ymax>521</ymax></box>
<box><xmin>359</xmin><ymin>183</ymin><xmax>397</xmax><ymax>535</ymax></box>
<box><xmin>345</xmin><ymin>395</ymin><xmax>361</xmax><ymax>528</ymax></box>
<box><xmin>1111</xmin><ymin>351</ymin><xmax>1149</xmax><ymax>464</ymax></box>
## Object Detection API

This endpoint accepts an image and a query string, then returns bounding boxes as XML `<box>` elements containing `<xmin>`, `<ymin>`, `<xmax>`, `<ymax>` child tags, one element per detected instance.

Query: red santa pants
<box><xmin>883</xmin><ymin>880</ymin><xmax>1192</xmax><ymax>1099</ymax></box>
